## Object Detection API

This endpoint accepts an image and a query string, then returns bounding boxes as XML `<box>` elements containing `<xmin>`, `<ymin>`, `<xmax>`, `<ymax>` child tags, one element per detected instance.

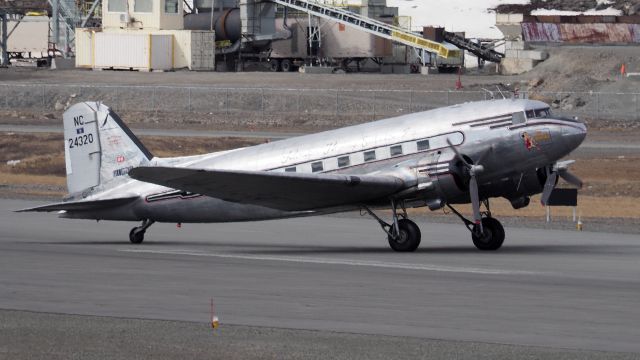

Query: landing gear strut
<box><xmin>364</xmin><ymin>199</ymin><xmax>421</xmax><ymax>252</ymax></box>
<box><xmin>129</xmin><ymin>219</ymin><xmax>155</xmax><ymax>244</ymax></box>
<box><xmin>447</xmin><ymin>200</ymin><xmax>505</xmax><ymax>251</ymax></box>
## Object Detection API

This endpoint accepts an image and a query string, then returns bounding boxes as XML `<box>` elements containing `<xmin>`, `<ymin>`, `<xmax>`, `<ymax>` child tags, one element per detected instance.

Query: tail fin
<box><xmin>63</xmin><ymin>102</ymin><xmax>153</xmax><ymax>196</ymax></box>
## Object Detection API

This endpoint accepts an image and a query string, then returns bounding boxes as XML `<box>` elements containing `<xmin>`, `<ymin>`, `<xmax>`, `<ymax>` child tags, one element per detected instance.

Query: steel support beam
<box><xmin>80</xmin><ymin>0</ymin><xmax>102</xmax><ymax>28</ymax></box>
<box><xmin>0</xmin><ymin>13</ymin><xmax>8</xmax><ymax>66</ymax></box>
<box><xmin>52</xmin><ymin>0</ymin><xmax>60</xmax><ymax>46</ymax></box>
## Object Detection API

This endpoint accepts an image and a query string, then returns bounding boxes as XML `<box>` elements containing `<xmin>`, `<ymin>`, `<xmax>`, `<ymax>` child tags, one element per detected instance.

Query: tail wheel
<box><xmin>472</xmin><ymin>217</ymin><xmax>505</xmax><ymax>251</ymax></box>
<box><xmin>388</xmin><ymin>219</ymin><xmax>421</xmax><ymax>252</ymax></box>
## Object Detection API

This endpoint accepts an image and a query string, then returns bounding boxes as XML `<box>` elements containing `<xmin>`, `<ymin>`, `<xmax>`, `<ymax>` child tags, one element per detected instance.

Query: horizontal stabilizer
<box><xmin>129</xmin><ymin>167</ymin><xmax>406</xmax><ymax>211</ymax></box>
<box><xmin>16</xmin><ymin>196</ymin><xmax>139</xmax><ymax>213</ymax></box>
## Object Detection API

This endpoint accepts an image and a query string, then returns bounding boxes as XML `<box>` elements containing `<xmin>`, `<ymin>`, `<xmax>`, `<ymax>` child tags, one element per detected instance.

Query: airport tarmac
<box><xmin>1</xmin><ymin>198</ymin><xmax>640</xmax><ymax>358</ymax></box>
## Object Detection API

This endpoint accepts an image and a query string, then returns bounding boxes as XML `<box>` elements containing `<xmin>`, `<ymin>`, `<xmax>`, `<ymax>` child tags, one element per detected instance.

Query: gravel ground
<box><xmin>2</xmin><ymin>310</ymin><xmax>638</xmax><ymax>360</ymax></box>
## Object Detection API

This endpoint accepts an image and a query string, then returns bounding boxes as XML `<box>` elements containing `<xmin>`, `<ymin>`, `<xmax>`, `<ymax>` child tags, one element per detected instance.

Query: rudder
<box><xmin>63</xmin><ymin>102</ymin><xmax>153</xmax><ymax>196</ymax></box>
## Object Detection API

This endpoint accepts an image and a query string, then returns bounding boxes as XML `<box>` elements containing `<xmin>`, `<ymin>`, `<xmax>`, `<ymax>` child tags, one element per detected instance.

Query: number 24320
<box><xmin>68</xmin><ymin>134</ymin><xmax>94</xmax><ymax>149</ymax></box>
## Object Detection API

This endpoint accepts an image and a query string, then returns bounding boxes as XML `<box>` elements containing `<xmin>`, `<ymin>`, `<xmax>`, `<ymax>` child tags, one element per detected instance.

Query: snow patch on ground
<box><xmin>531</xmin><ymin>7</ymin><xmax>623</xmax><ymax>15</ymax></box>
<box><xmin>388</xmin><ymin>0</ymin><xmax>529</xmax><ymax>39</ymax></box>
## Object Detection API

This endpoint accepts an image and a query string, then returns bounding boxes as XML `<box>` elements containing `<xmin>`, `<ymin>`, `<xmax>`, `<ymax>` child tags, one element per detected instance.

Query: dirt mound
<box><xmin>524</xmin><ymin>46</ymin><xmax>638</xmax><ymax>92</ymax></box>
<box><xmin>495</xmin><ymin>0</ymin><xmax>640</xmax><ymax>15</ymax></box>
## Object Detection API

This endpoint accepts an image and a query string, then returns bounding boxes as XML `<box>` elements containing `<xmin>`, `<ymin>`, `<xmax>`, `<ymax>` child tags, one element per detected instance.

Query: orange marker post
<box><xmin>211</xmin><ymin>298</ymin><xmax>219</xmax><ymax>329</ymax></box>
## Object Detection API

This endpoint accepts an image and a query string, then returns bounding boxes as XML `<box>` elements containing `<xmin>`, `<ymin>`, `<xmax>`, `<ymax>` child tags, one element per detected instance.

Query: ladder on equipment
<box><xmin>272</xmin><ymin>0</ymin><xmax>461</xmax><ymax>60</ymax></box>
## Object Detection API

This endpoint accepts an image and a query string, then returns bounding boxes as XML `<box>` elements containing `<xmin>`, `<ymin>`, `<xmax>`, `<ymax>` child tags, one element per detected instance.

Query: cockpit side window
<box><xmin>534</xmin><ymin>108</ymin><xmax>551</xmax><ymax>118</ymax></box>
<box><xmin>512</xmin><ymin>111</ymin><xmax>526</xmax><ymax>124</ymax></box>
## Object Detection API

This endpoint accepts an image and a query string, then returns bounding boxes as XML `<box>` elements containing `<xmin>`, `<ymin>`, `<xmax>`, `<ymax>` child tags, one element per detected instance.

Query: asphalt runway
<box><xmin>2</xmin><ymin>199</ymin><xmax>640</xmax><ymax>358</ymax></box>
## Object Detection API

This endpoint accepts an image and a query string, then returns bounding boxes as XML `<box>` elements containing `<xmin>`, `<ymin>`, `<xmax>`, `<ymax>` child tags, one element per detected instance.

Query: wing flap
<box><xmin>129</xmin><ymin>167</ymin><xmax>406</xmax><ymax>211</ymax></box>
<box><xmin>16</xmin><ymin>196</ymin><xmax>139</xmax><ymax>212</ymax></box>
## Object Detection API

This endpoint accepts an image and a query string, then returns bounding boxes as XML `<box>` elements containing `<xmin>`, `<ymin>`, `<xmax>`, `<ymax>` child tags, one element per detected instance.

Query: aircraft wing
<box><xmin>129</xmin><ymin>167</ymin><xmax>406</xmax><ymax>211</ymax></box>
<box><xmin>16</xmin><ymin>196</ymin><xmax>139</xmax><ymax>212</ymax></box>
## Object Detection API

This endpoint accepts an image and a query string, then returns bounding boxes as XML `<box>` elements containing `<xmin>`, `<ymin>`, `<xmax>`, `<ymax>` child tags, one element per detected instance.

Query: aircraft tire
<box><xmin>472</xmin><ymin>217</ymin><xmax>504</xmax><ymax>251</ymax></box>
<box><xmin>129</xmin><ymin>228</ymin><xmax>145</xmax><ymax>244</ymax></box>
<box><xmin>388</xmin><ymin>219</ymin><xmax>421</xmax><ymax>252</ymax></box>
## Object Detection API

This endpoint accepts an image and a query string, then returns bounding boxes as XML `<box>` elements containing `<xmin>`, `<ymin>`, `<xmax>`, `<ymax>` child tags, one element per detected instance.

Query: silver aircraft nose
<box><xmin>562</xmin><ymin>121</ymin><xmax>587</xmax><ymax>152</ymax></box>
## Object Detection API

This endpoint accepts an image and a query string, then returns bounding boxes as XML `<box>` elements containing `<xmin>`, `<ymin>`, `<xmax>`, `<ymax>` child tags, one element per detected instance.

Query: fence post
<box><xmin>409</xmin><ymin>90</ymin><xmax>413</xmax><ymax>112</ymax></box>
<box><xmin>261</xmin><ymin>88</ymin><xmax>265</xmax><ymax>123</ymax></box>
<box><xmin>151</xmin><ymin>87</ymin><xmax>156</xmax><ymax>112</ymax></box>
<box><xmin>373</xmin><ymin>91</ymin><xmax>376</xmax><ymax>120</ymax></box>
<box><xmin>225</xmin><ymin>88</ymin><xmax>230</xmax><ymax>121</ymax></box>
<box><xmin>187</xmin><ymin>87</ymin><xmax>191</xmax><ymax>113</ymax></box>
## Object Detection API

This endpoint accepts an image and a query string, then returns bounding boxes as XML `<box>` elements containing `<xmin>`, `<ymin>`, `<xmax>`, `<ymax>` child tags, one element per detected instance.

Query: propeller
<box><xmin>540</xmin><ymin>160</ymin><xmax>583</xmax><ymax>206</ymax></box>
<box><xmin>447</xmin><ymin>139</ymin><xmax>489</xmax><ymax>233</ymax></box>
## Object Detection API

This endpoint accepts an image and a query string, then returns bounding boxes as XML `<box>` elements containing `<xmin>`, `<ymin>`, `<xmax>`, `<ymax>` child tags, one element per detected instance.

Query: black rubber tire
<box><xmin>129</xmin><ymin>228</ymin><xmax>145</xmax><ymax>244</ymax></box>
<box><xmin>388</xmin><ymin>219</ymin><xmax>421</xmax><ymax>252</ymax></box>
<box><xmin>269</xmin><ymin>59</ymin><xmax>281</xmax><ymax>72</ymax></box>
<box><xmin>472</xmin><ymin>217</ymin><xmax>504</xmax><ymax>251</ymax></box>
<box><xmin>281</xmin><ymin>59</ymin><xmax>293</xmax><ymax>72</ymax></box>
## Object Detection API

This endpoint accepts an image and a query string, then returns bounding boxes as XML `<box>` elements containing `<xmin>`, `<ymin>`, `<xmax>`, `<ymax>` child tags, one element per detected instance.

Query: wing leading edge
<box><xmin>129</xmin><ymin>167</ymin><xmax>406</xmax><ymax>211</ymax></box>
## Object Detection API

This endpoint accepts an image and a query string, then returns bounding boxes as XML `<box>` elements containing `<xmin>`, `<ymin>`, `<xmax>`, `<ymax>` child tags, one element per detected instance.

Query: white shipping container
<box><xmin>75</xmin><ymin>28</ymin><xmax>94</xmax><ymax>68</ymax></box>
<box><xmin>93</xmin><ymin>33</ymin><xmax>173</xmax><ymax>71</ymax></box>
<box><xmin>7</xmin><ymin>16</ymin><xmax>49</xmax><ymax>53</ymax></box>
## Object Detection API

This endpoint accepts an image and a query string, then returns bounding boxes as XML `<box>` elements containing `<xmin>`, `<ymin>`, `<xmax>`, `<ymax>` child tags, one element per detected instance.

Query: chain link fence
<box><xmin>1</xmin><ymin>84</ymin><xmax>638</xmax><ymax>128</ymax></box>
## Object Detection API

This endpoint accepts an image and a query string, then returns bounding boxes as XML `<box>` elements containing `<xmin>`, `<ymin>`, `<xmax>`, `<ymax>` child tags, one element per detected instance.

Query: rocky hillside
<box><xmin>495</xmin><ymin>0</ymin><xmax>640</xmax><ymax>15</ymax></box>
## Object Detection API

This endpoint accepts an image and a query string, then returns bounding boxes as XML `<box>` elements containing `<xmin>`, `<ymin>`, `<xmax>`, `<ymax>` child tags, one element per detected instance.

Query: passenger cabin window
<box><xmin>363</xmin><ymin>150</ymin><xmax>376</xmax><ymax>162</ymax></box>
<box><xmin>512</xmin><ymin>111</ymin><xmax>526</xmax><ymax>124</ymax></box>
<box><xmin>390</xmin><ymin>145</ymin><xmax>403</xmax><ymax>157</ymax></box>
<box><xmin>285</xmin><ymin>167</ymin><xmax>296</xmax><ymax>173</ymax></box>
<box><xmin>108</xmin><ymin>0</ymin><xmax>126</xmax><ymax>12</ymax></box>
<box><xmin>311</xmin><ymin>162</ymin><xmax>323</xmax><ymax>173</ymax></box>
<box><xmin>337</xmin><ymin>156</ymin><xmax>350</xmax><ymax>168</ymax></box>
<box><xmin>417</xmin><ymin>139</ymin><xmax>430</xmax><ymax>151</ymax></box>
<box><xmin>134</xmin><ymin>0</ymin><xmax>152</xmax><ymax>12</ymax></box>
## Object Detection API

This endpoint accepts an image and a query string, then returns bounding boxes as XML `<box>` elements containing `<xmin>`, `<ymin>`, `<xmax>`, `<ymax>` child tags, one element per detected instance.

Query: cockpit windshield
<box><xmin>526</xmin><ymin>107</ymin><xmax>551</xmax><ymax>119</ymax></box>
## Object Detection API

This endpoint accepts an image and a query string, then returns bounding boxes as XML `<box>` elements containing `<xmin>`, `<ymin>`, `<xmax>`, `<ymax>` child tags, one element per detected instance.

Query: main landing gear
<box><xmin>447</xmin><ymin>200</ymin><xmax>505</xmax><ymax>251</ymax></box>
<box><xmin>129</xmin><ymin>219</ymin><xmax>155</xmax><ymax>244</ymax></box>
<box><xmin>364</xmin><ymin>199</ymin><xmax>421</xmax><ymax>252</ymax></box>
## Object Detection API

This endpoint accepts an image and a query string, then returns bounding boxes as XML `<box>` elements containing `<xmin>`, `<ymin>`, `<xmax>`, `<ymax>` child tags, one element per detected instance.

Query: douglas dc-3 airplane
<box><xmin>20</xmin><ymin>98</ymin><xmax>586</xmax><ymax>252</ymax></box>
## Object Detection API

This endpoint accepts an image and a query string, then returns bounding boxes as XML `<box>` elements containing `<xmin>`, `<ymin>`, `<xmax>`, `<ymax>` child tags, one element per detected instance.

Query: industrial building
<box><xmin>1</xmin><ymin>0</ymin><xmax>479</xmax><ymax>72</ymax></box>
<box><xmin>3</xmin><ymin>0</ymin><xmax>636</xmax><ymax>74</ymax></box>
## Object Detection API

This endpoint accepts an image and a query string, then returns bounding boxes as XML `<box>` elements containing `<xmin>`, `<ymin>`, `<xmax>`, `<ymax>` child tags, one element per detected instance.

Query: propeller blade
<box><xmin>469</xmin><ymin>175</ymin><xmax>482</xmax><ymax>232</ymax></box>
<box><xmin>446</xmin><ymin>138</ymin><xmax>471</xmax><ymax>168</ymax></box>
<box><xmin>559</xmin><ymin>170</ymin><xmax>583</xmax><ymax>189</ymax></box>
<box><xmin>541</xmin><ymin>171</ymin><xmax>558</xmax><ymax>206</ymax></box>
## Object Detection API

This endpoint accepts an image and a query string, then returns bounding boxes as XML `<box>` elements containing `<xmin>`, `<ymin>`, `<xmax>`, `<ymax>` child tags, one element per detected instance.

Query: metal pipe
<box><xmin>184</xmin><ymin>10</ymin><xmax>241</xmax><ymax>42</ymax></box>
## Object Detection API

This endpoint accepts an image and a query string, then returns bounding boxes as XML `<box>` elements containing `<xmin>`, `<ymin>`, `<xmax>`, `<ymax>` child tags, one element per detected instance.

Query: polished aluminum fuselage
<box><xmin>65</xmin><ymin>99</ymin><xmax>586</xmax><ymax>223</ymax></box>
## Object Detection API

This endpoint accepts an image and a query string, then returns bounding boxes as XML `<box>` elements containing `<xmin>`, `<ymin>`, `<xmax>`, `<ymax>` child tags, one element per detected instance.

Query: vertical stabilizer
<box><xmin>63</xmin><ymin>102</ymin><xmax>153</xmax><ymax>196</ymax></box>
